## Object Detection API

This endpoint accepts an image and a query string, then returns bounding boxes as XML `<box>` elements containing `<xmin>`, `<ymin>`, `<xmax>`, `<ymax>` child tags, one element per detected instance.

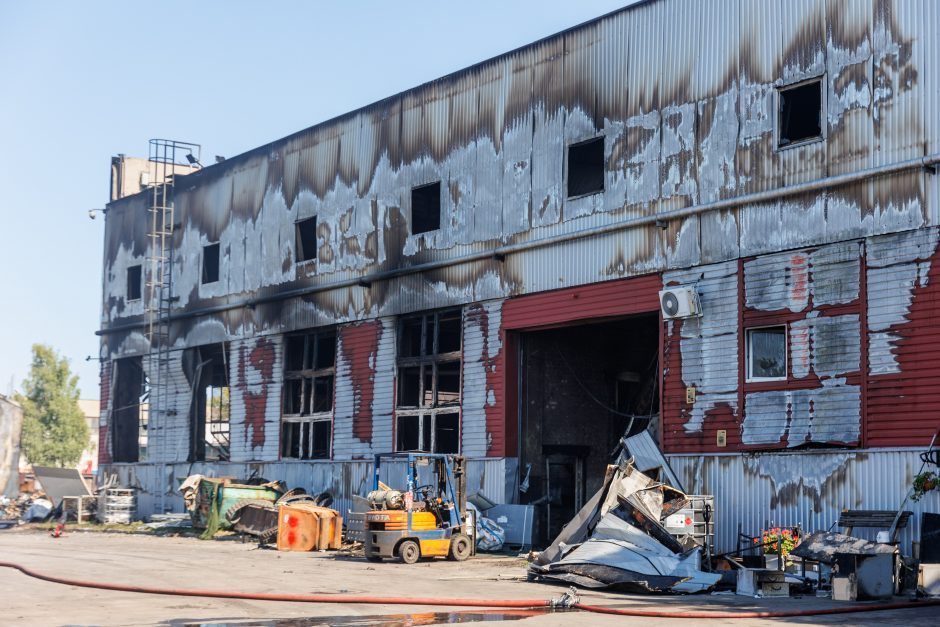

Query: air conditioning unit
<box><xmin>659</xmin><ymin>287</ymin><xmax>701</xmax><ymax>319</ymax></box>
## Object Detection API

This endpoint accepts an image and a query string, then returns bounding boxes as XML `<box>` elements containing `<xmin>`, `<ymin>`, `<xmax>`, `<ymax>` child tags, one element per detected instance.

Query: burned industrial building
<box><xmin>97</xmin><ymin>0</ymin><xmax>940</xmax><ymax>552</ymax></box>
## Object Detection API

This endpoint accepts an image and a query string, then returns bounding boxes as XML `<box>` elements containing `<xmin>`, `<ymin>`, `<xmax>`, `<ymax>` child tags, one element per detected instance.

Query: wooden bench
<box><xmin>838</xmin><ymin>510</ymin><xmax>912</xmax><ymax>540</ymax></box>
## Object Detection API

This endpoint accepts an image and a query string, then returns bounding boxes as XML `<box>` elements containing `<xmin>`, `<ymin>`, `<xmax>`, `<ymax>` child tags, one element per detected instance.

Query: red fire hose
<box><xmin>1</xmin><ymin>560</ymin><xmax>938</xmax><ymax>619</ymax></box>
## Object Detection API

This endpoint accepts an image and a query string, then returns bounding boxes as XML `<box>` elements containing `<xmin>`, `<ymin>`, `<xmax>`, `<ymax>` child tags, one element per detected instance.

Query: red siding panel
<box><xmin>502</xmin><ymin>274</ymin><xmax>662</xmax><ymax>331</ymax></box>
<box><xmin>867</xmin><ymin>245</ymin><xmax>940</xmax><ymax>447</ymax></box>
<box><xmin>338</xmin><ymin>321</ymin><xmax>382</xmax><ymax>445</ymax></box>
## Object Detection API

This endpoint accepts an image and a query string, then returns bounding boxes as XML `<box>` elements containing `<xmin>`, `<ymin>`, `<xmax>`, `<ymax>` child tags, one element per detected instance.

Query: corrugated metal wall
<box><xmin>100</xmin><ymin>0</ymin><xmax>939</xmax><ymax>344</ymax></box>
<box><xmin>668</xmin><ymin>448</ymin><xmax>938</xmax><ymax>555</ymax></box>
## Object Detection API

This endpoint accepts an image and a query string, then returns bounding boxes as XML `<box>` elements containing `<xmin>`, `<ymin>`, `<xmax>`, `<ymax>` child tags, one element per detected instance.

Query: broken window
<box><xmin>111</xmin><ymin>357</ymin><xmax>146</xmax><ymax>463</ymax></box>
<box><xmin>778</xmin><ymin>79</ymin><xmax>823</xmax><ymax>147</ymax></box>
<box><xmin>746</xmin><ymin>326</ymin><xmax>787</xmax><ymax>381</ymax></box>
<box><xmin>567</xmin><ymin>136</ymin><xmax>605</xmax><ymax>198</ymax></box>
<box><xmin>202</xmin><ymin>243</ymin><xmax>220</xmax><ymax>284</ymax></box>
<box><xmin>295</xmin><ymin>216</ymin><xmax>318</xmax><ymax>263</ymax></box>
<box><xmin>281</xmin><ymin>329</ymin><xmax>336</xmax><ymax>459</ymax></box>
<box><xmin>185</xmin><ymin>343</ymin><xmax>230</xmax><ymax>462</ymax></box>
<box><xmin>411</xmin><ymin>181</ymin><xmax>441</xmax><ymax>234</ymax></box>
<box><xmin>396</xmin><ymin>309</ymin><xmax>461</xmax><ymax>453</ymax></box>
<box><xmin>126</xmin><ymin>265</ymin><xmax>142</xmax><ymax>301</ymax></box>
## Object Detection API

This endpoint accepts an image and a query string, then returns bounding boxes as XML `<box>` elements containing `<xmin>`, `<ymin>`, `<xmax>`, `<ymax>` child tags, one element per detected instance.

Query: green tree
<box><xmin>15</xmin><ymin>344</ymin><xmax>89</xmax><ymax>467</ymax></box>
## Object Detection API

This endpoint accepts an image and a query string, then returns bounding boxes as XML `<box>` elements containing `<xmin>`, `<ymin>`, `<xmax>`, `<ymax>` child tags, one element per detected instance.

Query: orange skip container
<box><xmin>276</xmin><ymin>503</ymin><xmax>343</xmax><ymax>552</ymax></box>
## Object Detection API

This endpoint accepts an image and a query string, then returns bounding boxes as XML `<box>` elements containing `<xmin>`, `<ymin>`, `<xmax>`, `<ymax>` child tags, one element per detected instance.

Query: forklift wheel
<box><xmin>398</xmin><ymin>540</ymin><xmax>421</xmax><ymax>564</ymax></box>
<box><xmin>448</xmin><ymin>533</ymin><xmax>472</xmax><ymax>561</ymax></box>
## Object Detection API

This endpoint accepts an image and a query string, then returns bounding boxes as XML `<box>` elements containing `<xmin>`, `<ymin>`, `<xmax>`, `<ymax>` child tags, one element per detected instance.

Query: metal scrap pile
<box><xmin>179</xmin><ymin>474</ymin><xmax>335</xmax><ymax>544</ymax></box>
<box><xmin>1</xmin><ymin>492</ymin><xmax>52</xmax><ymax>523</ymax></box>
<box><xmin>529</xmin><ymin>463</ymin><xmax>721</xmax><ymax>593</ymax></box>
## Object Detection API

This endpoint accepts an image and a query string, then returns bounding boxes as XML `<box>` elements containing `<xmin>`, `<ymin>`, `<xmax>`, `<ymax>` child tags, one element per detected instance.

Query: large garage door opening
<box><xmin>518</xmin><ymin>313</ymin><xmax>660</xmax><ymax>546</ymax></box>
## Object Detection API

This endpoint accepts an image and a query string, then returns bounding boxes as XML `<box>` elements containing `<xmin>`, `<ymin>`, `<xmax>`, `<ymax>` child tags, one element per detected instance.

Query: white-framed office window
<box><xmin>746</xmin><ymin>325</ymin><xmax>787</xmax><ymax>382</ymax></box>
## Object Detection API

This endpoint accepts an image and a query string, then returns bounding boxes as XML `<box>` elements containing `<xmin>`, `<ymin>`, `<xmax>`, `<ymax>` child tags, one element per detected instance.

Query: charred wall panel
<box><xmin>228</xmin><ymin>336</ymin><xmax>281</xmax><ymax>462</ymax></box>
<box><xmin>461</xmin><ymin>300</ymin><xmax>504</xmax><ymax>457</ymax></box>
<box><xmin>669</xmin><ymin>448</ymin><xmax>931</xmax><ymax>555</ymax></box>
<box><xmin>333</xmin><ymin>319</ymin><xmax>396</xmax><ymax>459</ymax></box>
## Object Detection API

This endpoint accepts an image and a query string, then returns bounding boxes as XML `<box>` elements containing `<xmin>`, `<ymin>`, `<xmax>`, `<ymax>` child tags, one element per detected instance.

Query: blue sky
<box><xmin>0</xmin><ymin>0</ymin><xmax>632</xmax><ymax>399</ymax></box>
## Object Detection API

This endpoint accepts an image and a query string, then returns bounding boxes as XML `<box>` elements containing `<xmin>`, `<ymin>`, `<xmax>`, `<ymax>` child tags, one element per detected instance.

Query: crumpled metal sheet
<box><xmin>543</xmin><ymin>513</ymin><xmax>721</xmax><ymax>593</ymax></box>
<box><xmin>530</xmin><ymin>464</ymin><xmax>719</xmax><ymax>593</ymax></box>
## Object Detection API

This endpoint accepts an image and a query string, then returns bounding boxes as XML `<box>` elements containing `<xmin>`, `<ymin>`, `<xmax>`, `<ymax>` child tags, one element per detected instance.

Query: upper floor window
<box><xmin>126</xmin><ymin>265</ymin><xmax>142</xmax><ymax>301</ymax></box>
<box><xmin>778</xmin><ymin>78</ymin><xmax>823</xmax><ymax>148</ymax></box>
<box><xmin>202</xmin><ymin>243</ymin><xmax>220</xmax><ymax>284</ymax></box>
<box><xmin>281</xmin><ymin>329</ymin><xmax>336</xmax><ymax>459</ymax></box>
<box><xmin>396</xmin><ymin>309</ymin><xmax>461</xmax><ymax>453</ymax></box>
<box><xmin>567</xmin><ymin>136</ymin><xmax>604</xmax><ymax>198</ymax></box>
<box><xmin>746</xmin><ymin>326</ymin><xmax>787</xmax><ymax>382</ymax></box>
<box><xmin>296</xmin><ymin>216</ymin><xmax>318</xmax><ymax>263</ymax></box>
<box><xmin>411</xmin><ymin>181</ymin><xmax>441</xmax><ymax>234</ymax></box>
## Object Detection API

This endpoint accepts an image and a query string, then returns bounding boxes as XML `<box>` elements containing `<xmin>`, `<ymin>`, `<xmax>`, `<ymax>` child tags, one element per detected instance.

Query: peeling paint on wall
<box><xmin>462</xmin><ymin>300</ymin><xmax>504</xmax><ymax>457</ymax></box>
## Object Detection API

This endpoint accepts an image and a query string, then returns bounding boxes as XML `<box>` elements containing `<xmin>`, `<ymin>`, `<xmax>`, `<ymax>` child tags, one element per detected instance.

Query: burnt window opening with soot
<box><xmin>746</xmin><ymin>326</ymin><xmax>787</xmax><ymax>382</ymax></box>
<box><xmin>567</xmin><ymin>136</ymin><xmax>605</xmax><ymax>198</ymax></box>
<box><xmin>295</xmin><ymin>216</ymin><xmax>318</xmax><ymax>263</ymax></box>
<box><xmin>396</xmin><ymin>309</ymin><xmax>461</xmax><ymax>454</ymax></box>
<box><xmin>111</xmin><ymin>356</ymin><xmax>148</xmax><ymax>463</ymax></box>
<box><xmin>281</xmin><ymin>329</ymin><xmax>336</xmax><ymax>459</ymax></box>
<box><xmin>183</xmin><ymin>343</ymin><xmax>231</xmax><ymax>462</ymax></box>
<box><xmin>202</xmin><ymin>243</ymin><xmax>220</xmax><ymax>284</ymax></box>
<box><xmin>778</xmin><ymin>79</ymin><xmax>823</xmax><ymax>147</ymax></box>
<box><xmin>126</xmin><ymin>265</ymin><xmax>142</xmax><ymax>301</ymax></box>
<box><xmin>411</xmin><ymin>181</ymin><xmax>441</xmax><ymax>235</ymax></box>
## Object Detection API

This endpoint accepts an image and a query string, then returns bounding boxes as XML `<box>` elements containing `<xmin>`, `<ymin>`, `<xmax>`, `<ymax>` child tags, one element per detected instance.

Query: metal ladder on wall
<box><xmin>145</xmin><ymin>139</ymin><xmax>201</xmax><ymax>512</ymax></box>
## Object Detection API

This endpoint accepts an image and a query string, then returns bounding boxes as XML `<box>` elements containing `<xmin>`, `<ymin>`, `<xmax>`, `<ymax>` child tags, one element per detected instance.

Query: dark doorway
<box><xmin>183</xmin><ymin>343</ymin><xmax>231</xmax><ymax>462</ymax></box>
<box><xmin>111</xmin><ymin>357</ymin><xmax>146</xmax><ymax>463</ymax></box>
<box><xmin>518</xmin><ymin>313</ymin><xmax>660</xmax><ymax>545</ymax></box>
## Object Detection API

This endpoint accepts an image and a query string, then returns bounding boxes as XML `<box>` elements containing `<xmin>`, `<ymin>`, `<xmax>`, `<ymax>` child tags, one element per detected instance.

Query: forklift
<box><xmin>363</xmin><ymin>453</ymin><xmax>474</xmax><ymax>564</ymax></box>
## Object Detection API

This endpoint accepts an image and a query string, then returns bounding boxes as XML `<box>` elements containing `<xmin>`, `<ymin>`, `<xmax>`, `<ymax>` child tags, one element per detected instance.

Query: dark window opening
<box><xmin>397</xmin><ymin>415</ymin><xmax>420</xmax><ymax>451</ymax></box>
<box><xmin>411</xmin><ymin>182</ymin><xmax>441</xmax><ymax>234</ymax></box>
<box><xmin>185</xmin><ymin>343</ymin><xmax>230</xmax><ymax>462</ymax></box>
<box><xmin>296</xmin><ymin>216</ymin><xmax>318</xmax><ymax>263</ymax></box>
<box><xmin>126</xmin><ymin>265</ymin><xmax>142</xmax><ymax>301</ymax></box>
<box><xmin>434</xmin><ymin>412</ymin><xmax>460</xmax><ymax>454</ymax></box>
<box><xmin>396</xmin><ymin>309</ymin><xmax>461</xmax><ymax>453</ymax></box>
<box><xmin>281</xmin><ymin>329</ymin><xmax>336</xmax><ymax>459</ymax></box>
<box><xmin>202</xmin><ymin>243</ymin><xmax>220</xmax><ymax>284</ymax></box>
<box><xmin>111</xmin><ymin>357</ymin><xmax>146</xmax><ymax>463</ymax></box>
<box><xmin>567</xmin><ymin>137</ymin><xmax>605</xmax><ymax>198</ymax></box>
<box><xmin>778</xmin><ymin>79</ymin><xmax>822</xmax><ymax>147</ymax></box>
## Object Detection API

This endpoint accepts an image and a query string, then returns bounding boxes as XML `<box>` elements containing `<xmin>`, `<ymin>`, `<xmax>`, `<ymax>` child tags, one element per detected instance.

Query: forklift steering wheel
<box><xmin>414</xmin><ymin>484</ymin><xmax>433</xmax><ymax>499</ymax></box>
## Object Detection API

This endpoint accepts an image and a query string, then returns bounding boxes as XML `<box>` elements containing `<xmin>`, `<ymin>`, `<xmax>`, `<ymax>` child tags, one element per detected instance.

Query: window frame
<box><xmin>775</xmin><ymin>75</ymin><xmax>826</xmax><ymax>151</ymax></box>
<box><xmin>280</xmin><ymin>328</ymin><xmax>336</xmax><ymax>460</ymax></box>
<box><xmin>745</xmin><ymin>324</ymin><xmax>789</xmax><ymax>383</ymax></box>
<box><xmin>395</xmin><ymin>309</ymin><xmax>462</xmax><ymax>454</ymax></box>
<box><xmin>566</xmin><ymin>135</ymin><xmax>606</xmax><ymax>199</ymax></box>
<box><xmin>295</xmin><ymin>215</ymin><xmax>318</xmax><ymax>264</ymax></box>
<box><xmin>126</xmin><ymin>265</ymin><xmax>142</xmax><ymax>302</ymax></box>
<box><xmin>410</xmin><ymin>181</ymin><xmax>442</xmax><ymax>235</ymax></box>
<box><xmin>202</xmin><ymin>242</ymin><xmax>220</xmax><ymax>284</ymax></box>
